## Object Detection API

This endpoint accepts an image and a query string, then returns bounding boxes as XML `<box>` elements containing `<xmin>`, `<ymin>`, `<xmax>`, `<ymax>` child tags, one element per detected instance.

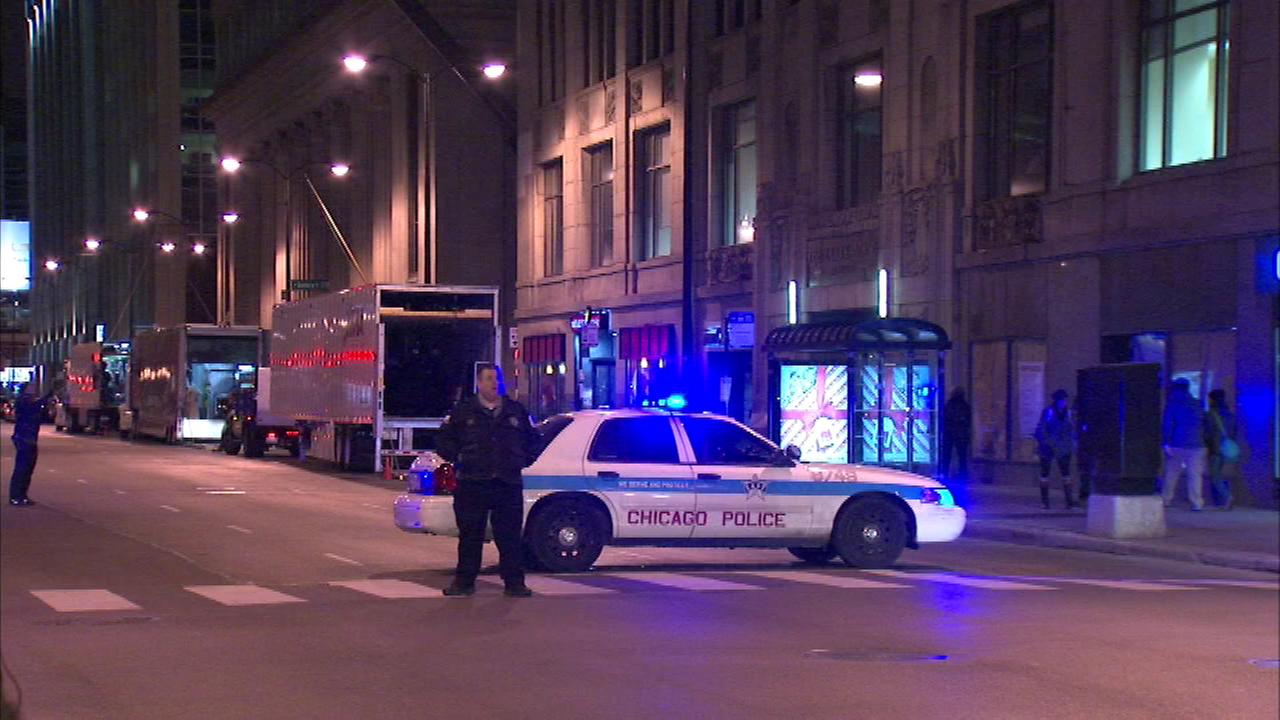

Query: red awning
<box><xmin>619</xmin><ymin>324</ymin><xmax>675</xmax><ymax>361</ymax></box>
<box><xmin>522</xmin><ymin>334</ymin><xmax>566</xmax><ymax>365</ymax></box>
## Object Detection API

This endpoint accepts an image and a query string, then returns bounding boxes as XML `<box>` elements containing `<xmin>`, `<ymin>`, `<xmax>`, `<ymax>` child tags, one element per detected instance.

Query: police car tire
<box><xmin>832</xmin><ymin>497</ymin><xmax>908</xmax><ymax>568</ymax></box>
<box><xmin>528</xmin><ymin>499</ymin><xmax>607</xmax><ymax>573</ymax></box>
<box><xmin>788</xmin><ymin>546</ymin><xmax>838</xmax><ymax>564</ymax></box>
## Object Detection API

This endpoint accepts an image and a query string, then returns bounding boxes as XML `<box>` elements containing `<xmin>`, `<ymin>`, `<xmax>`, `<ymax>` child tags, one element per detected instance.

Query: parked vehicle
<box><xmin>128</xmin><ymin>324</ymin><xmax>261</xmax><ymax>443</ymax></box>
<box><xmin>219</xmin><ymin>368</ymin><xmax>300</xmax><ymax>457</ymax></box>
<box><xmin>271</xmin><ymin>284</ymin><xmax>500</xmax><ymax>472</ymax></box>
<box><xmin>63</xmin><ymin>342</ymin><xmax>129</xmax><ymax>433</ymax></box>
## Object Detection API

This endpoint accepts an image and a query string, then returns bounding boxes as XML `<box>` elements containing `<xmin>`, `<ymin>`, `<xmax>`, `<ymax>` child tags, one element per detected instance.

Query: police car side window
<box><xmin>680</xmin><ymin>417</ymin><xmax>778</xmax><ymax>466</ymax></box>
<box><xmin>588</xmin><ymin>417</ymin><xmax>680</xmax><ymax>464</ymax></box>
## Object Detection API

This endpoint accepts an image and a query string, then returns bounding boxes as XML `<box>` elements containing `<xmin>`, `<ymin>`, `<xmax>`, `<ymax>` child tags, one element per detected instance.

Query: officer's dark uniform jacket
<box><xmin>435</xmin><ymin>395</ymin><xmax>539</xmax><ymax>486</ymax></box>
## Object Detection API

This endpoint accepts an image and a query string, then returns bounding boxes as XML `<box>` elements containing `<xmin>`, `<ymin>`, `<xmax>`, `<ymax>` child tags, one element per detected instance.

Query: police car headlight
<box><xmin>920</xmin><ymin>488</ymin><xmax>956</xmax><ymax>507</ymax></box>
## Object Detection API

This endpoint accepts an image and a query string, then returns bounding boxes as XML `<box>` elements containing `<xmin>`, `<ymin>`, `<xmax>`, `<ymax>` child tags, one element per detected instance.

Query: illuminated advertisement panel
<box><xmin>779</xmin><ymin>364</ymin><xmax>849</xmax><ymax>464</ymax></box>
<box><xmin>1</xmin><ymin>220</ymin><xmax>32</xmax><ymax>292</ymax></box>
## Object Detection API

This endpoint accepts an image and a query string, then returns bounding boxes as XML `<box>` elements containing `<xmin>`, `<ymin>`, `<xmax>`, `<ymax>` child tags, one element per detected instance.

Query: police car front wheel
<box><xmin>832</xmin><ymin>497</ymin><xmax>908</xmax><ymax>568</ymax></box>
<box><xmin>527</xmin><ymin>499</ymin><xmax>607</xmax><ymax>573</ymax></box>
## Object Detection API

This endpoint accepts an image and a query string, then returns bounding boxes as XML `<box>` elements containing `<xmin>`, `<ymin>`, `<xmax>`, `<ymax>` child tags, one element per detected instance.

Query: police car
<box><xmin>394</xmin><ymin>409</ymin><xmax>965</xmax><ymax>572</ymax></box>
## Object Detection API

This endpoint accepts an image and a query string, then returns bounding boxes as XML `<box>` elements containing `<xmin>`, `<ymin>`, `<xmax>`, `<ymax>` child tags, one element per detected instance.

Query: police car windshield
<box><xmin>534</xmin><ymin>414</ymin><xmax>574</xmax><ymax>459</ymax></box>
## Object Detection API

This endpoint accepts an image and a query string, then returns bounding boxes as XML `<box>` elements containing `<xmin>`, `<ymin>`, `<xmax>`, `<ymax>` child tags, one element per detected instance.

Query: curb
<box><xmin>964</xmin><ymin>519</ymin><xmax>1280</xmax><ymax>574</ymax></box>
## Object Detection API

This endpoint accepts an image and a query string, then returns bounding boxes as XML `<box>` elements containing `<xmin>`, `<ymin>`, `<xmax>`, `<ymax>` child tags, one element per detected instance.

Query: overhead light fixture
<box><xmin>159</xmin><ymin>241</ymin><xmax>176</xmax><ymax>253</ymax></box>
<box><xmin>44</xmin><ymin>259</ymin><xmax>60</xmax><ymax>271</ymax></box>
<box><xmin>329</xmin><ymin>163</ymin><xmax>350</xmax><ymax>177</ymax></box>
<box><xmin>193</xmin><ymin>242</ymin><xmax>207</xmax><ymax>255</ymax></box>
<box><xmin>220</xmin><ymin>157</ymin><xmax>242</xmax><ymax>172</ymax></box>
<box><xmin>854</xmin><ymin>72</ymin><xmax>883</xmax><ymax>88</ymax></box>
<box><xmin>221</xmin><ymin>211</ymin><xmax>240</xmax><ymax>224</ymax></box>
<box><xmin>342</xmin><ymin>54</ymin><xmax>369</xmax><ymax>73</ymax></box>
<box><xmin>787</xmin><ymin>280</ymin><xmax>799</xmax><ymax>325</ymax></box>
<box><xmin>132</xmin><ymin>208</ymin><xmax>151</xmax><ymax>222</ymax></box>
<box><xmin>482</xmin><ymin>62</ymin><xmax>507</xmax><ymax>79</ymax></box>
<box><xmin>877</xmin><ymin>268</ymin><xmax>889</xmax><ymax>318</ymax></box>
<box><xmin>83</xmin><ymin>238</ymin><xmax>101</xmax><ymax>251</ymax></box>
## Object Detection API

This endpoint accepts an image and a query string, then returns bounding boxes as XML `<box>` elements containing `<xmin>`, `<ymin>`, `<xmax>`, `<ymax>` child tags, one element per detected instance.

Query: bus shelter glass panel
<box><xmin>778</xmin><ymin>364</ymin><xmax>850</xmax><ymax>463</ymax></box>
<box><xmin>853</xmin><ymin>352</ymin><xmax>939</xmax><ymax>473</ymax></box>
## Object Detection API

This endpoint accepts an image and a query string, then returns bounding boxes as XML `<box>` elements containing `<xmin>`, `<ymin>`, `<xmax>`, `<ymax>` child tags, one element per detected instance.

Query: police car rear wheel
<box><xmin>832</xmin><ymin>497</ymin><xmax>907</xmax><ymax>568</ymax></box>
<box><xmin>528</xmin><ymin>499</ymin><xmax>606</xmax><ymax>573</ymax></box>
<box><xmin>788</xmin><ymin>546</ymin><xmax>838</xmax><ymax>564</ymax></box>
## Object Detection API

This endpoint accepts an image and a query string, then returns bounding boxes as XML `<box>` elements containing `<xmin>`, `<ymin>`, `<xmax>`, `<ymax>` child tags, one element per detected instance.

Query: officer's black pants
<box><xmin>8</xmin><ymin>439</ymin><xmax>37</xmax><ymax>501</ymax></box>
<box><xmin>452</xmin><ymin>480</ymin><xmax>525</xmax><ymax>587</ymax></box>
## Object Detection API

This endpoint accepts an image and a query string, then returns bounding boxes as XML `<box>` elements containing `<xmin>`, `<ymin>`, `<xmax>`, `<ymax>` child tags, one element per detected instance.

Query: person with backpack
<box><xmin>1034</xmin><ymin>389</ymin><xmax>1076</xmax><ymax>510</ymax></box>
<box><xmin>1205</xmin><ymin>389</ymin><xmax>1240</xmax><ymax>510</ymax></box>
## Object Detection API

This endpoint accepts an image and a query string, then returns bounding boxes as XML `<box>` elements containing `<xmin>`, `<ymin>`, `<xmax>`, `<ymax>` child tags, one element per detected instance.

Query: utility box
<box><xmin>1076</xmin><ymin>363</ymin><xmax>1162</xmax><ymax>496</ymax></box>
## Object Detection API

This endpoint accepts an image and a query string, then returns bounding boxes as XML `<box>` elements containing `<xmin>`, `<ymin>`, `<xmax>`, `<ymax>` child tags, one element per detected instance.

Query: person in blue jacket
<box><xmin>9</xmin><ymin>381</ymin><xmax>60</xmax><ymax>506</ymax></box>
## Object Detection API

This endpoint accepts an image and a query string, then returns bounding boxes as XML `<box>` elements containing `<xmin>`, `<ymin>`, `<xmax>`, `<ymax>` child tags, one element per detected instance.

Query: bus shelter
<box><xmin>765</xmin><ymin>318</ymin><xmax>950</xmax><ymax>475</ymax></box>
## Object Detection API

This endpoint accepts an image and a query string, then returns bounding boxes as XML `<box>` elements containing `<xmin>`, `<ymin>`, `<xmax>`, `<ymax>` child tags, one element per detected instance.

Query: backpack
<box><xmin>1211</xmin><ymin>411</ymin><xmax>1241</xmax><ymax>463</ymax></box>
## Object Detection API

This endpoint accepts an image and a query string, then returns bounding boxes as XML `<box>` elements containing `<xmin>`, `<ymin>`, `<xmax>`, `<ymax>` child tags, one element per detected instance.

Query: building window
<box><xmin>538</xmin><ymin>0</ymin><xmax>566</xmax><ymax>104</ymax></box>
<box><xmin>584</xmin><ymin>0</ymin><xmax>617</xmax><ymax>85</ymax></box>
<box><xmin>629</xmin><ymin>0</ymin><xmax>675</xmax><ymax>67</ymax></box>
<box><xmin>720</xmin><ymin>101</ymin><xmax>757</xmax><ymax>246</ymax></box>
<box><xmin>838</xmin><ymin>57</ymin><xmax>883</xmax><ymax>208</ymax></box>
<box><xmin>543</xmin><ymin>161</ymin><xmax>564</xmax><ymax>277</ymax></box>
<box><xmin>977</xmin><ymin>1</ymin><xmax>1052</xmax><ymax>200</ymax></box>
<box><xmin>586</xmin><ymin>143</ymin><xmax>615</xmax><ymax>267</ymax></box>
<box><xmin>1140</xmin><ymin>0</ymin><xmax>1230</xmax><ymax>171</ymax></box>
<box><xmin>637</xmin><ymin>126</ymin><xmax>672</xmax><ymax>260</ymax></box>
<box><xmin>715</xmin><ymin>0</ymin><xmax>763</xmax><ymax>36</ymax></box>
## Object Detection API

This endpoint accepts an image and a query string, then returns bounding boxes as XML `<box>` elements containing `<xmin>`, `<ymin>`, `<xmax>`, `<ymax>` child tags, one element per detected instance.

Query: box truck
<box><xmin>271</xmin><ymin>285</ymin><xmax>500</xmax><ymax>472</ymax></box>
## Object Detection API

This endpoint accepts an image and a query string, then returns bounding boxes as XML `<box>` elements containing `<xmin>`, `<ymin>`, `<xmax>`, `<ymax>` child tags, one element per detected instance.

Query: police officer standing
<box><xmin>9</xmin><ymin>380</ymin><xmax>61</xmax><ymax>506</ymax></box>
<box><xmin>435</xmin><ymin>364</ymin><xmax>539</xmax><ymax>597</ymax></box>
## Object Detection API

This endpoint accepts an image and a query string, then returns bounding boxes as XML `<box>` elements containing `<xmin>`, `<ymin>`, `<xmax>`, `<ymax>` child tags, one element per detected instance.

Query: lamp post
<box><xmin>218</xmin><ymin>158</ymin><xmax>350</xmax><ymax>301</ymax></box>
<box><xmin>342</xmin><ymin>53</ymin><xmax>434</xmax><ymax>284</ymax></box>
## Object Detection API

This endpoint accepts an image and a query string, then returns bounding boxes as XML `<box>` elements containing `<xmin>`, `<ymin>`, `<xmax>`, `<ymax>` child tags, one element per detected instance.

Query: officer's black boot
<box><xmin>1039</xmin><ymin>480</ymin><xmax>1051</xmax><ymax>510</ymax></box>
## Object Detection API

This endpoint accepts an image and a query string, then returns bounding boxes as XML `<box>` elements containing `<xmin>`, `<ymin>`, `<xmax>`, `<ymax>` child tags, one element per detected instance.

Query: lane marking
<box><xmin>204</xmin><ymin>490</ymin><xmax>246</xmax><ymax>495</ymax></box>
<box><xmin>159</xmin><ymin>505</ymin><xmax>181</xmax><ymax>513</ymax></box>
<box><xmin>226</xmin><ymin>525</ymin><xmax>253</xmax><ymax>534</ymax></box>
<box><xmin>1181</xmin><ymin>580</ymin><xmax>1279</xmax><ymax>590</ymax></box>
<box><xmin>75</xmin><ymin>478</ymin><xmax>88</xmax><ymax>484</ymax></box>
<box><xmin>360</xmin><ymin>503</ymin><xmax>382</xmax><ymax>510</ymax></box>
<box><xmin>746</xmin><ymin>570</ymin><xmax>908</xmax><ymax>589</ymax></box>
<box><xmin>330</xmin><ymin>580</ymin><xmax>443</xmax><ymax>599</ymax></box>
<box><xmin>113</xmin><ymin>490</ymin><xmax>128</xmax><ymax>495</ymax></box>
<box><xmin>868</xmin><ymin>571</ymin><xmax>1054</xmax><ymax>591</ymax></box>
<box><xmin>480</xmin><ymin>576</ymin><xmax>614</xmax><ymax>596</ymax></box>
<box><xmin>186</xmin><ymin>585</ymin><xmax>306</xmax><ymax>606</ymax></box>
<box><xmin>323</xmin><ymin>553</ymin><xmax>363</xmax><ymax>566</ymax></box>
<box><xmin>607</xmin><ymin>572</ymin><xmax>764</xmax><ymax>592</ymax></box>
<box><xmin>31</xmin><ymin>589</ymin><xmax>141</xmax><ymax>612</ymax></box>
<box><xmin>1049</xmin><ymin>579</ymin><xmax>1203</xmax><ymax>592</ymax></box>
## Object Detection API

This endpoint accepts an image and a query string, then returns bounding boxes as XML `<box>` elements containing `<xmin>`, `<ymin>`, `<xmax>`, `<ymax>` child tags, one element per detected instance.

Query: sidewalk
<box><xmin>956</xmin><ymin>481</ymin><xmax>1280</xmax><ymax>574</ymax></box>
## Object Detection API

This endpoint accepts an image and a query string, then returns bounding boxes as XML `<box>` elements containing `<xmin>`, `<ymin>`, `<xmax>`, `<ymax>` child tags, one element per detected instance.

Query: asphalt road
<box><xmin>2</xmin><ymin>430</ymin><xmax>1278</xmax><ymax>720</ymax></box>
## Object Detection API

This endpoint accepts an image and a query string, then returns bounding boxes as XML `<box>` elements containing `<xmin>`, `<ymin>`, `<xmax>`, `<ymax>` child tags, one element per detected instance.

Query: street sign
<box><xmin>289</xmin><ymin>279</ymin><xmax>329</xmax><ymax>291</ymax></box>
<box><xmin>725</xmin><ymin>311</ymin><xmax>755</xmax><ymax>349</ymax></box>
<box><xmin>509</xmin><ymin>327</ymin><xmax>519</xmax><ymax>349</ymax></box>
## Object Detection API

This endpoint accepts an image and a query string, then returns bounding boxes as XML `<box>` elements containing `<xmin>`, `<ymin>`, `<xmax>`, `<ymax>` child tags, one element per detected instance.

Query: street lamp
<box><xmin>192</xmin><ymin>242</ymin><xmax>207</xmax><ymax>255</ymax></box>
<box><xmin>83</xmin><ymin>238</ymin><xmax>101</xmax><ymax>252</ymax></box>
<box><xmin>159</xmin><ymin>241</ymin><xmax>176</xmax><ymax>253</ymax></box>
<box><xmin>218</xmin><ymin>156</ymin><xmax>352</xmax><ymax>300</ymax></box>
<box><xmin>132</xmin><ymin>208</ymin><xmax>150</xmax><ymax>222</ymax></box>
<box><xmin>482</xmin><ymin>62</ymin><xmax>507</xmax><ymax>79</ymax></box>
<box><xmin>44</xmin><ymin>259</ymin><xmax>60</xmax><ymax>272</ymax></box>
<box><xmin>342</xmin><ymin>52</ymin><xmax>435</xmax><ymax>284</ymax></box>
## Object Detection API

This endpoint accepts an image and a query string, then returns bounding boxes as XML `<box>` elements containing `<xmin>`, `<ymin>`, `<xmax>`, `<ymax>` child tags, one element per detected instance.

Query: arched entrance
<box><xmin>765</xmin><ymin>318</ymin><xmax>950</xmax><ymax>475</ymax></box>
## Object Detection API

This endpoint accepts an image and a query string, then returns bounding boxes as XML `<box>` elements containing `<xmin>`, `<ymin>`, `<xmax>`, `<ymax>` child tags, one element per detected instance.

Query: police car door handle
<box><xmin>597</xmin><ymin>471</ymin><xmax>620</xmax><ymax>478</ymax></box>
<box><xmin>697</xmin><ymin>473</ymin><xmax>721</xmax><ymax>480</ymax></box>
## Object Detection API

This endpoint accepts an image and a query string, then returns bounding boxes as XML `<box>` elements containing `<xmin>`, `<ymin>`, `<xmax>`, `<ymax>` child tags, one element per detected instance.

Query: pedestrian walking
<box><xmin>8</xmin><ymin>381</ymin><xmax>59</xmax><ymax>506</ymax></box>
<box><xmin>941</xmin><ymin>389</ymin><xmax>971</xmax><ymax>481</ymax></box>
<box><xmin>1160</xmin><ymin>378</ymin><xmax>1207</xmax><ymax>511</ymax></box>
<box><xmin>435</xmin><ymin>364</ymin><xmax>539</xmax><ymax>598</ymax></box>
<box><xmin>1034</xmin><ymin>389</ymin><xmax>1076</xmax><ymax>509</ymax></box>
<box><xmin>1205</xmin><ymin>389</ymin><xmax>1240</xmax><ymax>510</ymax></box>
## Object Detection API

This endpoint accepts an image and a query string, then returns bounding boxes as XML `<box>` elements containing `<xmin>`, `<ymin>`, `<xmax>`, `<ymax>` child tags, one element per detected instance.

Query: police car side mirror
<box><xmin>784</xmin><ymin>444</ymin><xmax>802</xmax><ymax>462</ymax></box>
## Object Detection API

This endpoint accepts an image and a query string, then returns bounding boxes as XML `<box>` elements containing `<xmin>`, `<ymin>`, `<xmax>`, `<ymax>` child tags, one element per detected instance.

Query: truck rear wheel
<box><xmin>527</xmin><ymin>499</ymin><xmax>607</xmax><ymax>573</ymax></box>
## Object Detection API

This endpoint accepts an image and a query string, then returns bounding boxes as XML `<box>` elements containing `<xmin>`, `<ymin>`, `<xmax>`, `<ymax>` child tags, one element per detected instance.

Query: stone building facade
<box><xmin>516</xmin><ymin>0</ymin><xmax>1277</xmax><ymax>505</ymax></box>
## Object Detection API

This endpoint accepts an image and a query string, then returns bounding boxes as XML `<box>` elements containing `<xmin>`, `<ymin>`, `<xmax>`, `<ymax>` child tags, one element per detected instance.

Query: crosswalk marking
<box><xmin>868</xmin><ymin>571</ymin><xmax>1055</xmax><ymax>591</ymax></box>
<box><xmin>159</xmin><ymin>505</ymin><xmax>181</xmax><ymax>513</ymax></box>
<box><xmin>185</xmin><ymin>585</ymin><xmax>306</xmax><ymax>606</ymax></box>
<box><xmin>31</xmin><ymin>589</ymin><xmax>141</xmax><ymax>612</ymax></box>
<box><xmin>745</xmin><ymin>570</ymin><xmax>908</xmax><ymax>589</ymax></box>
<box><xmin>480</xmin><ymin>576</ymin><xmax>614</xmax><ymax>595</ymax></box>
<box><xmin>608</xmin><ymin>572</ymin><xmax>764</xmax><ymax>592</ymax></box>
<box><xmin>1049</xmin><ymin>579</ymin><xmax>1202</xmax><ymax>592</ymax></box>
<box><xmin>329</xmin><ymin>580</ymin><xmax>443</xmax><ymax>599</ymax></box>
<box><xmin>226</xmin><ymin>525</ymin><xmax>252</xmax><ymax>534</ymax></box>
<box><xmin>323</xmin><ymin>553</ymin><xmax>363</xmax><ymax>566</ymax></box>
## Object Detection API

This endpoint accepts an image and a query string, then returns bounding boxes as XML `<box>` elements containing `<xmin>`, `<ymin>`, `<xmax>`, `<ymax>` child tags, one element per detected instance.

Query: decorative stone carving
<box><xmin>973</xmin><ymin>196</ymin><xmax>1044</xmax><ymax>249</ymax></box>
<box><xmin>629</xmin><ymin>79</ymin><xmax>643</xmax><ymax>114</ymax></box>
<box><xmin>577</xmin><ymin>98</ymin><xmax>590</xmax><ymax>134</ymax></box>
<box><xmin>707</xmin><ymin>243</ymin><xmax>754</xmax><ymax>284</ymax></box>
<box><xmin>934</xmin><ymin>138</ymin><xmax>958</xmax><ymax>183</ymax></box>
<box><xmin>662</xmin><ymin>68</ymin><xmax>675</xmax><ymax>104</ymax></box>
<box><xmin>604</xmin><ymin>86</ymin><xmax>616</xmax><ymax>124</ymax></box>
<box><xmin>884</xmin><ymin>151</ymin><xmax>905</xmax><ymax>193</ymax></box>
<box><xmin>806</xmin><ymin>229</ymin><xmax>878</xmax><ymax>285</ymax></box>
<box><xmin>901</xmin><ymin>187</ymin><xmax>936</xmax><ymax>247</ymax></box>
